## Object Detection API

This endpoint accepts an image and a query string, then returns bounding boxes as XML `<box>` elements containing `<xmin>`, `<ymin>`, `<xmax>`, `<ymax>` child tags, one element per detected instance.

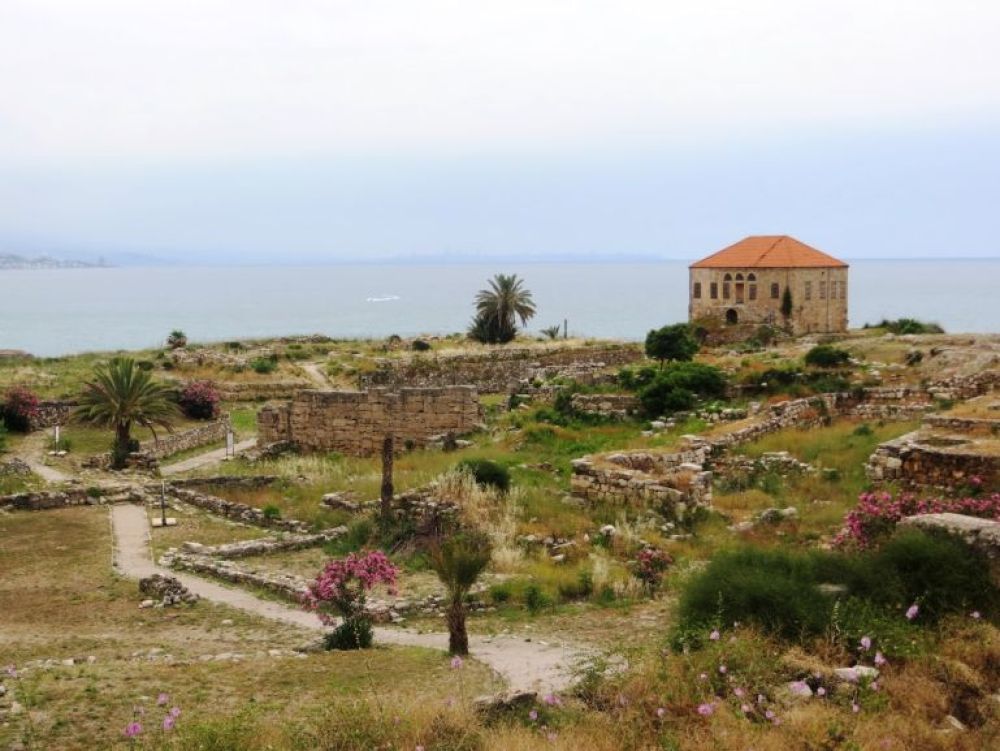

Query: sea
<box><xmin>0</xmin><ymin>260</ymin><xmax>997</xmax><ymax>357</ymax></box>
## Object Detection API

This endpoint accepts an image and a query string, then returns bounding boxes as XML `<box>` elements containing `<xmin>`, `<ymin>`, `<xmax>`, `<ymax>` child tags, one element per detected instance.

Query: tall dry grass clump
<box><xmin>434</xmin><ymin>468</ymin><xmax>523</xmax><ymax>571</ymax></box>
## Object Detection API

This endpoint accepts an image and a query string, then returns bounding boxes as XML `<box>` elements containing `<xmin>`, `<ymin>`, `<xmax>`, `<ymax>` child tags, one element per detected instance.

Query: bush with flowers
<box><xmin>303</xmin><ymin>550</ymin><xmax>399</xmax><ymax>650</ymax></box>
<box><xmin>633</xmin><ymin>547</ymin><xmax>673</xmax><ymax>594</ymax></box>
<box><xmin>1</xmin><ymin>386</ymin><xmax>40</xmax><ymax>432</ymax></box>
<box><xmin>835</xmin><ymin>490</ymin><xmax>1000</xmax><ymax>549</ymax></box>
<box><xmin>178</xmin><ymin>380</ymin><xmax>220</xmax><ymax>420</ymax></box>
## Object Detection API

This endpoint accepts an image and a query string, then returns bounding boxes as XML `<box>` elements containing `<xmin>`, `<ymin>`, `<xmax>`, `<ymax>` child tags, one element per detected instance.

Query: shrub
<box><xmin>457</xmin><ymin>458</ymin><xmax>510</xmax><ymax>493</ymax></box>
<box><xmin>179</xmin><ymin>380</ymin><xmax>220</xmax><ymax>420</ymax></box>
<box><xmin>1</xmin><ymin>386</ymin><xmax>40</xmax><ymax>432</ymax></box>
<box><xmin>677</xmin><ymin>546</ymin><xmax>833</xmax><ymax>640</ymax></box>
<box><xmin>524</xmin><ymin>583</ymin><xmax>552</xmax><ymax>614</ymax></box>
<box><xmin>633</xmin><ymin>548</ymin><xmax>672</xmax><ymax>594</ymax></box>
<box><xmin>804</xmin><ymin>344</ymin><xmax>851</xmax><ymax>368</ymax></box>
<box><xmin>262</xmin><ymin>504</ymin><xmax>281</xmax><ymax>520</ymax></box>
<box><xmin>250</xmin><ymin>355</ymin><xmax>278</xmax><ymax>374</ymax></box>
<box><xmin>835</xmin><ymin>491</ymin><xmax>1000</xmax><ymax>548</ymax></box>
<box><xmin>489</xmin><ymin>582</ymin><xmax>513</xmax><ymax>603</ymax></box>
<box><xmin>865</xmin><ymin>318</ymin><xmax>944</xmax><ymax>335</ymax></box>
<box><xmin>644</xmin><ymin>323</ymin><xmax>698</xmax><ymax>365</ymax></box>
<box><xmin>323</xmin><ymin>617</ymin><xmax>373</xmax><ymax>650</ymax></box>
<box><xmin>136</xmin><ymin>360</ymin><xmax>155</xmax><ymax>371</ymax></box>
<box><xmin>411</xmin><ymin>339</ymin><xmax>432</xmax><ymax>351</ymax></box>
<box><xmin>635</xmin><ymin>362</ymin><xmax>727</xmax><ymax>417</ymax></box>
<box><xmin>540</xmin><ymin>324</ymin><xmax>562</xmax><ymax>340</ymax></box>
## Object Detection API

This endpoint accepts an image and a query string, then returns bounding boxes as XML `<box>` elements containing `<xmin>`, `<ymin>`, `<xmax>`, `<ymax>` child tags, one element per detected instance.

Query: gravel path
<box><xmin>10</xmin><ymin>433</ymin><xmax>72</xmax><ymax>484</ymax></box>
<box><xmin>110</xmin><ymin>503</ymin><xmax>591</xmax><ymax>694</ymax></box>
<box><xmin>300</xmin><ymin>361</ymin><xmax>331</xmax><ymax>388</ymax></box>
<box><xmin>159</xmin><ymin>439</ymin><xmax>257</xmax><ymax>476</ymax></box>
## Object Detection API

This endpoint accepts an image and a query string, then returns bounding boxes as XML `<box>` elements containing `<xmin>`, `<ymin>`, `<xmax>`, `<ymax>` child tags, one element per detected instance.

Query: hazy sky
<box><xmin>1</xmin><ymin>1</ymin><xmax>998</xmax><ymax>262</ymax></box>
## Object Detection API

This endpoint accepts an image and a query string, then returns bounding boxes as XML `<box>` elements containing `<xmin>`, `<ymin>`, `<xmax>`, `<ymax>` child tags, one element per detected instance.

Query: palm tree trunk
<box><xmin>380</xmin><ymin>433</ymin><xmax>394</xmax><ymax>528</ymax></box>
<box><xmin>112</xmin><ymin>421</ymin><xmax>132</xmax><ymax>469</ymax></box>
<box><xmin>446</xmin><ymin>597</ymin><xmax>469</xmax><ymax>655</ymax></box>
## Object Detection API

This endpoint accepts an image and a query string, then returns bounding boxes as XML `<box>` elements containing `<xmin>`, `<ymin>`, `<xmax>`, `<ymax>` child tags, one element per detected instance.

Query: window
<box><xmin>723</xmin><ymin>282</ymin><xmax>731</xmax><ymax>299</ymax></box>
<box><xmin>735</xmin><ymin>273</ymin><xmax>744</xmax><ymax>281</ymax></box>
<box><xmin>693</xmin><ymin>282</ymin><xmax>702</xmax><ymax>299</ymax></box>
<box><xmin>771</xmin><ymin>282</ymin><xmax>780</xmax><ymax>299</ymax></box>
<box><xmin>805</xmin><ymin>281</ymin><xmax>812</xmax><ymax>300</ymax></box>
<box><xmin>820</xmin><ymin>281</ymin><xmax>827</xmax><ymax>299</ymax></box>
<box><xmin>710</xmin><ymin>282</ymin><xmax>718</xmax><ymax>299</ymax></box>
<box><xmin>747</xmin><ymin>273</ymin><xmax>756</xmax><ymax>281</ymax></box>
<box><xmin>723</xmin><ymin>273</ymin><xmax>732</xmax><ymax>281</ymax></box>
<box><xmin>841</xmin><ymin>281</ymin><xmax>847</xmax><ymax>299</ymax></box>
<box><xmin>749</xmin><ymin>284</ymin><xmax>757</xmax><ymax>300</ymax></box>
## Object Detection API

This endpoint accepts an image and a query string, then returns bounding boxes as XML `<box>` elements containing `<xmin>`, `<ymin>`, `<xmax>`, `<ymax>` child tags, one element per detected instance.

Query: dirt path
<box><xmin>10</xmin><ymin>432</ymin><xmax>72</xmax><ymax>484</ymax></box>
<box><xmin>160</xmin><ymin>439</ymin><xmax>257</xmax><ymax>476</ymax></box>
<box><xmin>110</xmin><ymin>504</ymin><xmax>591</xmax><ymax>694</ymax></box>
<box><xmin>301</xmin><ymin>361</ymin><xmax>330</xmax><ymax>388</ymax></box>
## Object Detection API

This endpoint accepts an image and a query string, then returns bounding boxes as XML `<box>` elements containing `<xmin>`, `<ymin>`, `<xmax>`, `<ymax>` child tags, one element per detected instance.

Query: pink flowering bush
<box><xmin>1</xmin><ymin>386</ymin><xmax>40</xmax><ymax>432</ymax></box>
<box><xmin>304</xmin><ymin>550</ymin><xmax>399</xmax><ymax>650</ymax></box>
<box><xmin>633</xmin><ymin>548</ymin><xmax>673</xmax><ymax>594</ymax></box>
<box><xmin>178</xmin><ymin>380</ymin><xmax>220</xmax><ymax>420</ymax></box>
<box><xmin>835</xmin><ymin>491</ymin><xmax>1000</xmax><ymax>548</ymax></box>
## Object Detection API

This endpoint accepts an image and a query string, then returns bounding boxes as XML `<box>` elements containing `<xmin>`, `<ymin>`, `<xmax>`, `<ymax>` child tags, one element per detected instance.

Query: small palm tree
<box><xmin>430</xmin><ymin>531</ymin><xmax>492</xmax><ymax>655</ymax></box>
<box><xmin>166</xmin><ymin>330</ymin><xmax>187</xmax><ymax>349</ymax></box>
<box><xmin>74</xmin><ymin>357</ymin><xmax>179</xmax><ymax>468</ymax></box>
<box><xmin>470</xmin><ymin>274</ymin><xmax>536</xmax><ymax>344</ymax></box>
<box><xmin>541</xmin><ymin>324</ymin><xmax>562</xmax><ymax>340</ymax></box>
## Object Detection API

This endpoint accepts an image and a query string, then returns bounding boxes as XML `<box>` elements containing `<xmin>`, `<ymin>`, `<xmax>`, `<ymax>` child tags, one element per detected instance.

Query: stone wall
<box><xmin>140</xmin><ymin>419</ymin><xmax>231</xmax><ymax>460</ymax></box>
<box><xmin>358</xmin><ymin>343</ymin><xmax>642</xmax><ymax>393</ymax></box>
<box><xmin>569</xmin><ymin>393</ymin><xmax>640</xmax><ymax>419</ymax></box>
<box><xmin>258</xmin><ymin>386</ymin><xmax>481</xmax><ymax>456</ymax></box>
<box><xmin>29</xmin><ymin>400</ymin><xmax>76</xmax><ymax>430</ymax></box>
<box><xmin>865</xmin><ymin>431</ymin><xmax>999</xmax><ymax>492</ymax></box>
<box><xmin>167</xmin><ymin>486</ymin><xmax>311</xmax><ymax>533</ymax></box>
<box><xmin>214</xmin><ymin>380</ymin><xmax>311</xmax><ymax>402</ymax></box>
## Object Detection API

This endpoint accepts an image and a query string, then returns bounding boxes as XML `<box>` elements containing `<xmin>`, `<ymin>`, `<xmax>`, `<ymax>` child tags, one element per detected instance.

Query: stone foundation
<box><xmin>865</xmin><ymin>431</ymin><xmax>999</xmax><ymax>492</ymax></box>
<box><xmin>359</xmin><ymin>343</ymin><xmax>642</xmax><ymax>393</ymax></box>
<box><xmin>166</xmin><ymin>486</ymin><xmax>311</xmax><ymax>533</ymax></box>
<box><xmin>569</xmin><ymin>393</ymin><xmax>640</xmax><ymax>419</ymax></box>
<box><xmin>257</xmin><ymin>386</ymin><xmax>481</xmax><ymax>456</ymax></box>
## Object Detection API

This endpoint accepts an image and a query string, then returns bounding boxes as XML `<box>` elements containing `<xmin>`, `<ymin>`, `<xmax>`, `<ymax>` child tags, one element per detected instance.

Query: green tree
<box><xmin>74</xmin><ymin>357</ymin><xmax>179</xmax><ymax>468</ymax></box>
<box><xmin>644</xmin><ymin>323</ymin><xmax>698</xmax><ymax>366</ymax></box>
<box><xmin>429</xmin><ymin>531</ymin><xmax>493</xmax><ymax>655</ymax></box>
<box><xmin>166</xmin><ymin>330</ymin><xmax>188</xmax><ymax>349</ymax></box>
<box><xmin>468</xmin><ymin>274</ymin><xmax>537</xmax><ymax>344</ymax></box>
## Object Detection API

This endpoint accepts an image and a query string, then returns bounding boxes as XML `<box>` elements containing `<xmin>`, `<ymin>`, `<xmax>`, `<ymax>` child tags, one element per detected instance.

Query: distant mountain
<box><xmin>0</xmin><ymin>253</ymin><xmax>110</xmax><ymax>269</ymax></box>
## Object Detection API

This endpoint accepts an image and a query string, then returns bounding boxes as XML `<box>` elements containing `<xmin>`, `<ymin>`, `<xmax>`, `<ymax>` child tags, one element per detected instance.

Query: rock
<box><xmin>944</xmin><ymin>715</ymin><xmax>967</xmax><ymax>732</ymax></box>
<box><xmin>9</xmin><ymin>701</ymin><xmax>24</xmax><ymax>715</ymax></box>
<box><xmin>757</xmin><ymin>507</ymin><xmax>798</xmax><ymax>524</ymax></box>
<box><xmin>221</xmin><ymin>619</ymin><xmax>234</xmax><ymax>626</ymax></box>
<box><xmin>474</xmin><ymin>691</ymin><xmax>537</xmax><ymax>718</ymax></box>
<box><xmin>139</xmin><ymin>599</ymin><xmax>155</xmax><ymax>609</ymax></box>
<box><xmin>61</xmin><ymin>658</ymin><xmax>74</xmax><ymax>667</ymax></box>
<box><xmin>599</xmin><ymin>524</ymin><xmax>616</xmax><ymax>536</ymax></box>
<box><xmin>0</xmin><ymin>684</ymin><xmax>6</xmax><ymax>697</ymax></box>
<box><xmin>777</xmin><ymin>680</ymin><xmax>814</xmax><ymax>705</ymax></box>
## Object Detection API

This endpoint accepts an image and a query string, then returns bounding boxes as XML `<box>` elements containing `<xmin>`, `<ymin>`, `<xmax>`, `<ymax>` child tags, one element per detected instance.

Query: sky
<box><xmin>1</xmin><ymin>0</ymin><xmax>998</xmax><ymax>264</ymax></box>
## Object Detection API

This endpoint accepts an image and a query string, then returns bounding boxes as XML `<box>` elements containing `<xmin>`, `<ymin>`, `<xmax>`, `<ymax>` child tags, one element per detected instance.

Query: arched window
<box><xmin>723</xmin><ymin>273</ymin><xmax>732</xmax><ymax>281</ymax></box>
<box><xmin>747</xmin><ymin>273</ymin><xmax>756</xmax><ymax>281</ymax></box>
<box><xmin>770</xmin><ymin>282</ymin><xmax>780</xmax><ymax>299</ymax></box>
<box><xmin>693</xmin><ymin>282</ymin><xmax>702</xmax><ymax>299</ymax></box>
<box><xmin>735</xmin><ymin>273</ymin><xmax>744</xmax><ymax>281</ymax></box>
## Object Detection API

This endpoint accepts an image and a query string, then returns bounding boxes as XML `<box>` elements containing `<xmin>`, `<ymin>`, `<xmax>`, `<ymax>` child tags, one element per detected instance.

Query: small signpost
<box><xmin>225</xmin><ymin>426</ymin><xmax>235</xmax><ymax>459</ymax></box>
<box><xmin>151</xmin><ymin>479</ymin><xmax>177</xmax><ymax>527</ymax></box>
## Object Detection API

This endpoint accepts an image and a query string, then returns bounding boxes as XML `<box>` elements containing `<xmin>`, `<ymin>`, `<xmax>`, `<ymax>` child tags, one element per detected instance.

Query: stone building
<box><xmin>688</xmin><ymin>236</ymin><xmax>848</xmax><ymax>335</ymax></box>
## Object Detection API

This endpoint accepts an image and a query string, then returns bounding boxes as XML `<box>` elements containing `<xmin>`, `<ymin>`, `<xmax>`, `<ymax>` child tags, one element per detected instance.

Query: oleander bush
<box><xmin>179</xmin><ymin>380</ymin><xmax>221</xmax><ymax>420</ymax></box>
<box><xmin>1</xmin><ymin>385</ymin><xmax>40</xmax><ymax>432</ymax></box>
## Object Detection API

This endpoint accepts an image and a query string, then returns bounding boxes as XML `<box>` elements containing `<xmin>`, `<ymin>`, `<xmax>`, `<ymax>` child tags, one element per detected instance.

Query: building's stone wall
<box><xmin>569</xmin><ymin>393</ymin><xmax>640</xmax><ymax>419</ymax></box>
<box><xmin>689</xmin><ymin>266</ymin><xmax>848</xmax><ymax>335</ymax></box>
<box><xmin>213</xmin><ymin>380</ymin><xmax>311</xmax><ymax>402</ymax></box>
<box><xmin>359</xmin><ymin>344</ymin><xmax>642</xmax><ymax>393</ymax></box>
<box><xmin>257</xmin><ymin>386</ymin><xmax>481</xmax><ymax>456</ymax></box>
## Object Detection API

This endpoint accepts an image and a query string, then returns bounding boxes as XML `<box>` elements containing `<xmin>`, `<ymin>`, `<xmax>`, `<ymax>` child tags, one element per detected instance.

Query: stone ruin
<box><xmin>257</xmin><ymin>386</ymin><xmax>482</xmax><ymax>457</ymax></box>
<box><xmin>138</xmin><ymin>574</ymin><xmax>199</xmax><ymax>607</ymax></box>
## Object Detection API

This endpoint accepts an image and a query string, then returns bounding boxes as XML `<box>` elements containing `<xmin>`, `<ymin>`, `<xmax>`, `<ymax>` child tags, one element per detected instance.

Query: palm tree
<box><xmin>429</xmin><ymin>531</ymin><xmax>492</xmax><ymax>655</ymax></box>
<box><xmin>74</xmin><ymin>357</ymin><xmax>179</xmax><ymax>468</ymax></box>
<box><xmin>469</xmin><ymin>274</ymin><xmax>536</xmax><ymax>344</ymax></box>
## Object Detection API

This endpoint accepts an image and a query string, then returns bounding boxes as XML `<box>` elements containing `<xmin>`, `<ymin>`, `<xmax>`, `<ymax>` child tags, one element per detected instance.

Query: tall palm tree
<box><xmin>470</xmin><ymin>274</ymin><xmax>536</xmax><ymax>344</ymax></box>
<box><xmin>429</xmin><ymin>531</ymin><xmax>492</xmax><ymax>655</ymax></box>
<box><xmin>74</xmin><ymin>357</ymin><xmax>179</xmax><ymax>468</ymax></box>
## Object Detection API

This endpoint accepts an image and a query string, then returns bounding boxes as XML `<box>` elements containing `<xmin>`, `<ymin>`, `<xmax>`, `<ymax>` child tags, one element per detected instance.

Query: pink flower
<box><xmin>718</xmin><ymin>665</ymin><xmax>727</xmax><ymax>674</ymax></box>
<box><xmin>733</xmin><ymin>687</ymin><xmax>745</xmax><ymax>698</ymax></box>
<box><xmin>656</xmin><ymin>707</ymin><xmax>666</xmax><ymax>718</ymax></box>
<box><xmin>450</xmin><ymin>656</ymin><xmax>463</xmax><ymax>670</ymax></box>
<box><xmin>163</xmin><ymin>715</ymin><xmax>176</xmax><ymax>731</ymax></box>
<box><xmin>905</xmin><ymin>603</ymin><xmax>919</xmax><ymax>621</ymax></box>
<box><xmin>698</xmin><ymin>672</ymin><xmax>708</xmax><ymax>681</ymax></box>
<box><xmin>859</xmin><ymin>636</ymin><xmax>871</xmax><ymax>651</ymax></box>
<box><xmin>709</xmin><ymin>629</ymin><xmax>720</xmax><ymax>641</ymax></box>
<box><xmin>765</xmin><ymin>709</ymin><xmax>775</xmax><ymax>720</ymax></box>
<box><xmin>740</xmin><ymin>703</ymin><xmax>751</xmax><ymax>713</ymax></box>
<box><xmin>697</xmin><ymin>702</ymin><xmax>715</xmax><ymax>716</ymax></box>
<box><xmin>874</xmin><ymin>651</ymin><xmax>887</xmax><ymax>667</ymax></box>
<box><xmin>871</xmin><ymin>681</ymin><xmax>879</xmax><ymax>692</ymax></box>
<box><xmin>543</xmin><ymin>693</ymin><xmax>561</xmax><ymax>706</ymax></box>
<box><xmin>816</xmin><ymin>687</ymin><xmax>827</xmax><ymax>697</ymax></box>
<box><xmin>123</xmin><ymin>722</ymin><xmax>143</xmax><ymax>738</ymax></box>
<box><xmin>170</xmin><ymin>707</ymin><xmax>181</xmax><ymax>718</ymax></box>
<box><xmin>157</xmin><ymin>692</ymin><xmax>169</xmax><ymax>706</ymax></box>
<box><xmin>529</xmin><ymin>709</ymin><xmax>538</xmax><ymax>722</ymax></box>
<box><xmin>852</xmin><ymin>702</ymin><xmax>861</xmax><ymax>713</ymax></box>
<box><xmin>971</xmin><ymin>611</ymin><xmax>981</xmax><ymax>620</ymax></box>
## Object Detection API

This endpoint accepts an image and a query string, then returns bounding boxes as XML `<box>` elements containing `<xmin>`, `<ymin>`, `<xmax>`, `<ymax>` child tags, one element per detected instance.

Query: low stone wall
<box><xmin>865</xmin><ymin>431</ymin><xmax>999</xmax><ymax>491</ymax></box>
<box><xmin>214</xmin><ymin>381</ymin><xmax>311</xmax><ymax>402</ymax></box>
<box><xmin>923</xmin><ymin>415</ymin><xmax>1000</xmax><ymax>434</ymax></box>
<box><xmin>359</xmin><ymin>343</ymin><xmax>642</xmax><ymax>393</ymax></box>
<box><xmin>141</xmin><ymin>419</ymin><xmax>231</xmax><ymax>460</ymax></box>
<box><xmin>181</xmin><ymin>528</ymin><xmax>345</xmax><ymax>559</ymax></box>
<box><xmin>569</xmin><ymin>393</ymin><xmax>640</xmax><ymax>419</ymax></box>
<box><xmin>29</xmin><ymin>400</ymin><xmax>76</xmax><ymax>430</ymax></box>
<box><xmin>169</xmin><ymin>476</ymin><xmax>280</xmax><ymax>491</ymax></box>
<box><xmin>258</xmin><ymin>386</ymin><xmax>481</xmax><ymax>457</ymax></box>
<box><xmin>0</xmin><ymin>487</ymin><xmax>147</xmax><ymax>511</ymax></box>
<box><xmin>168</xmin><ymin>487</ymin><xmax>311</xmax><ymax>533</ymax></box>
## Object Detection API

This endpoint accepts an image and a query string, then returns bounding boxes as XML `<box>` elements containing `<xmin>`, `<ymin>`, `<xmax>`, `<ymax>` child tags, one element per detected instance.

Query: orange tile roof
<box><xmin>690</xmin><ymin>236</ymin><xmax>848</xmax><ymax>269</ymax></box>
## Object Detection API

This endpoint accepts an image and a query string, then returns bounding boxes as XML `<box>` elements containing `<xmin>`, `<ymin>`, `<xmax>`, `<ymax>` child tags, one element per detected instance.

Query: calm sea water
<box><xmin>1</xmin><ymin>260</ymin><xmax>997</xmax><ymax>357</ymax></box>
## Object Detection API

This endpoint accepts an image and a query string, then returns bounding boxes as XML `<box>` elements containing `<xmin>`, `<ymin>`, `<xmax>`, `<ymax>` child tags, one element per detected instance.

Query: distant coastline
<box><xmin>0</xmin><ymin>253</ymin><xmax>111</xmax><ymax>270</ymax></box>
